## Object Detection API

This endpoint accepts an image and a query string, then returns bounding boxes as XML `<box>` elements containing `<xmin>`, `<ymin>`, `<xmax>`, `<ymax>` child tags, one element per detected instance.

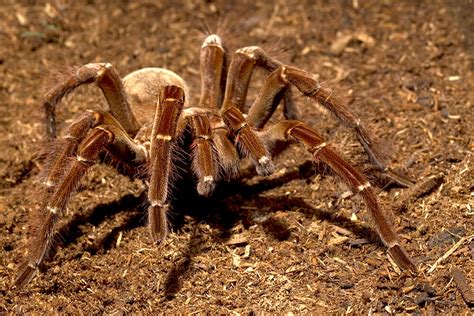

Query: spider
<box><xmin>14</xmin><ymin>34</ymin><xmax>417</xmax><ymax>288</ymax></box>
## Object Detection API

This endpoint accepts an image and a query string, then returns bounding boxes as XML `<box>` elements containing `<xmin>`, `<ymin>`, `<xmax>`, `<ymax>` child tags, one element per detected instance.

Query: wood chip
<box><xmin>470</xmin><ymin>240</ymin><xmax>474</xmax><ymax>259</ymax></box>
<box><xmin>393</xmin><ymin>174</ymin><xmax>445</xmax><ymax>213</ymax></box>
<box><xmin>225</xmin><ymin>234</ymin><xmax>248</xmax><ymax>246</ymax></box>
<box><xmin>327</xmin><ymin>235</ymin><xmax>349</xmax><ymax>246</ymax></box>
<box><xmin>116</xmin><ymin>231</ymin><xmax>123</xmax><ymax>247</ymax></box>
<box><xmin>451</xmin><ymin>268</ymin><xmax>474</xmax><ymax>306</ymax></box>
<box><xmin>428</xmin><ymin>235</ymin><xmax>473</xmax><ymax>273</ymax></box>
<box><xmin>448</xmin><ymin>76</ymin><xmax>461</xmax><ymax>81</ymax></box>
<box><xmin>402</xmin><ymin>284</ymin><xmax>416</xmax><ymax>294</ymax></box>
<box><xmin>329</xmin><ymin>32</ymin><xmax>375</xmax><ymax>55</ymax></box>
<box><xmin>387</xmin><ymin>253</ymin><xmax>402</xmax><ymax>274</ymax></box>
<box><xmin>15</xmin><ymin>13</ymin><xmax>28</xmax><ymax>26</ymax></box>
<box><xmin>348</xmin><ymin>238</ymin><xmax>370</xmax><ymax>247</ymax></box>
<box><xmin>318</xmin><ymin>221</ymin><xmax>327</xmax><ymax>241</ymax></box>
<box><xmin>330</xmin><ymin>34</ymin><xmax>353</xmax><ymax>55</ymax></box>
<box><xmin>350</xmin><ymin>213</ymin><xmax>358</xmax><ymax>221</ymax></box>
<box><xmin>332</xmin><ymin>257</ymin><xmax>348</xmax><ymax>265</ymax></box>
<box><xmin>232</xmin><ymin>252</ymin><xmax>241</xmax><ymax>268</ymax></box>
<box><xmin>332</xmin><ymin>225</ymin><xmax>354</xmax><ymax>236</ymax></box>
<box><xmin>243</xmin><ymin>245</ymin><xmax>251</xmax><ymax>258</ymax></box>
<box><xmin>365</xmin><ymin>257</ymin><xmax>381</xmax><ymax>267</ymax></box>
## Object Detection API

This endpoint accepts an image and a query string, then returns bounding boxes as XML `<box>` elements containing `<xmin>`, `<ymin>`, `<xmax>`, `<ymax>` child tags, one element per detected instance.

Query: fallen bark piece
<box><xmin>451</xmin><ymin>268</ymin><xmax>474</xmax><ymax>307</ymax></box>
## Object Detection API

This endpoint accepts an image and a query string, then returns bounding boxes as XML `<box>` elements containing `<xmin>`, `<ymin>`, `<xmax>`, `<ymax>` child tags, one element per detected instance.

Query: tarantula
<box><xmin>14</xmin><ymin>34</ymin><xmax>416</xmax><ymax>288</ymax></box>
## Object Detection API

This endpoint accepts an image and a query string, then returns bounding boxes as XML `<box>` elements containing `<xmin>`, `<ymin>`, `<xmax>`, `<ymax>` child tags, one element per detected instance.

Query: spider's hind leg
<box><xmin>44</xmin><ymin>63</ymin><xmax>140</xmax><ymax>139</ymax></box>
<box><xmin>14</xmin><ymin>111</ymin><xmax>146</xmax><ymax>288</ymax></box>
<box><xmin>282</xmin><ymin>66</ymin><xmax>414</xmax><ymax>187</ymax></box>
<box><xmin>15</xmin><ymin>124</ymin><xmax>113</xmax><ymax>288</ymax></box>
<box><xmin>261</xmin><ymin>120</ymin><xmax>417</xmax><ymax>273</ymax></box>
<box><xmin>246</xmin><ymin>62</ymin><xmax>413</xmax><ymax>187</ymax></box>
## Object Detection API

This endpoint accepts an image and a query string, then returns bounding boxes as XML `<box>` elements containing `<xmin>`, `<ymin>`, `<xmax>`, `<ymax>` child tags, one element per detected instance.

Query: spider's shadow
<box><xmin>160</xmin><ymin>160</ymin><xmax>377</xmax><ymax>299</ymax></box>
<box><xmin>50</xmin><ymin>160</ymin><xmax>376</xmax><ymax>299</ymax></box>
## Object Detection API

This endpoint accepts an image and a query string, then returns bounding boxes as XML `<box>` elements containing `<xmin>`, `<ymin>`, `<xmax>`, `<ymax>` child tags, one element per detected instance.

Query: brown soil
<box><xmin>1</xmin><ymin>0</ymin><xmax>473</xmax><ymax>314</ymax></box>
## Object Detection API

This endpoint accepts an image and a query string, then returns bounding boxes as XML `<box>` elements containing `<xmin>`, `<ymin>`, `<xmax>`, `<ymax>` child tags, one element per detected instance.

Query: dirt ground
<box><xmin>0</xmin><ymin>0</ymin><xmax>473</xmax><ymax>314</ymax></box>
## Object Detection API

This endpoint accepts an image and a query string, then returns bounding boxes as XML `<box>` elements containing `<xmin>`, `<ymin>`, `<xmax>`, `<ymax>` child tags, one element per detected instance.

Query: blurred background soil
<box><xmin>0</xmin><ymin>0</ymin><xmax>473</xmax><ymax>314</ymax></box>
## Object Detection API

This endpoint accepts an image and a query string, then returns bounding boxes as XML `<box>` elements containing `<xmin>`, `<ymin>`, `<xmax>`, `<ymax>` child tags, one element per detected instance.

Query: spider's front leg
<box><xmin>222</xmin><ymin>106</ymin><xmax>274</xmax><ymax>176</ymax></box>
<box><xmin>221</xmin><ymin>45</ymin><xmax>298</xmax><ymax>120</ymax></box>
<box><xmin>183</xmin><ymin>34</ymin><xmax>233</xmax><ymax>195</ymax></box>
<box><xmin>188</xmin><ymin>113</ymin><xmax>218</xmax><ymax>196</ymax></box>
<box><xmin>261</xmin><ymin>120</ymin><xmax>417</xmax><ymax>273</ymax></box>
<box><xmin>196</xmin><ymin>34</ymin><xmax>296</xmax><ymax>181</ymax></box>
<box><xmin>147</xmin><ymin>85</ymin><xmax>185</xmax><ymax>244</ymax></box>
<box><xmin>210</xmin><ymin>44</ymin><xmax>273</xmax><ymax>174</ymax></box>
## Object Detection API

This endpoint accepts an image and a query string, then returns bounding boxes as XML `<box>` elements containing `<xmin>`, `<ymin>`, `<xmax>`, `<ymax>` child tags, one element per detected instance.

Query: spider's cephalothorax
<box><xmin>14</xmin><ymin>34</ymin><xmax>416</xmax><ymax>288</ymax></box>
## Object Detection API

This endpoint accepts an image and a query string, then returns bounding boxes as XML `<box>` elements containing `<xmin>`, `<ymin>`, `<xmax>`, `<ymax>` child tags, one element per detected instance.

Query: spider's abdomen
<box><xmin>123</xmin><ymin>68</ymin><xmax>189</xmax><ymax>125</ymax></box>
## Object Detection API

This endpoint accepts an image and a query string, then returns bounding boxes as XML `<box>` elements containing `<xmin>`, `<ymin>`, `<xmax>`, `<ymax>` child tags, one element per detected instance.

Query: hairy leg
<box><xmin>15</xmin><ymin>127</ymin><xmax>113</xmax><ymax>288</ymax></box>
<box><xmin>15</xmin><ymin>109</ymin><xmax>146</xmax><ymax>288</ymax></box>
<box><xmin>221</xmin><ymin>45</ymin><xmax>297</xmax><ymax>120</ymax></box>
<box><xmin>188</xmin><ymin>114</ymin><xmax>218</xmax><ymax>196</ymax></box>
<box><xmin>261</xmin><ymin>120</ymin><xmax>417</xmax><ymax>273</ymax></box>
<box><xmin>147</xmin><ymin>85</ymin><xmax>185</xmax><ymax>244</ymax></box>
<box><xmin>245</xmin><ymin>62</ymin><xmax>413</xmax><ymax>187</ymax></box>
<box><xmin>199</xmin><ymin>34</ymin><xmax>226</xmax><ymax>110</ymax></box>
<box><xmin>221</xmin><ymin>106</ymin><xmax>274</xmax><ymax>176</ymax></box>
<box><xmin>44</xmin><ymin>63</ymin><xmax>140</xmax><ymax>138</ymax></box>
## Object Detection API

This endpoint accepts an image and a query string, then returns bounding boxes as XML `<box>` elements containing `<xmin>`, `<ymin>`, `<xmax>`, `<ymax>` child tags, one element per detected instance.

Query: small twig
<box><xmin>264</xmin><ymin>2</ymin><xmax>280</xmax><ymax>37</ymax></box>
<box><xmin>451</xmin><ymin>268</ymin><xmax>474</xmax><ymax>306</ymax></box>
<box><xmin>428</xmin><ymin>235</ymin><xmax>474</xmax><ymax>273</ymax></box>
<box><xmin>393</xmin><ymin>174</ymin><xmax>444</xmax><ymax>213</ymax></box>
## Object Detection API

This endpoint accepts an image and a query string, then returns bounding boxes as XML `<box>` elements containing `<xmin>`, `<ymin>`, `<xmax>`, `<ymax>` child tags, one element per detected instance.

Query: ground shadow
<box><xmin>44</xmin><ymin>193</ymin><xmax>146</xmax><ymax>265</ymax></box>
<box><xmin>42</xmin><ymin>159</ymin><xmax>380</xmax><ymax>298</ymax></box>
